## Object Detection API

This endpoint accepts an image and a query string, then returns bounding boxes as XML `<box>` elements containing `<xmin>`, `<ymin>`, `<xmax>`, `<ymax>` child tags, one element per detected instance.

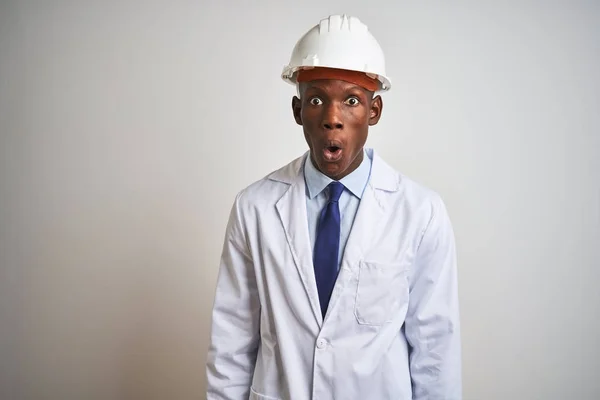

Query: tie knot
<box><xmin>328</xmin><ymin>181</ymin><xmax>344</xmax><ymax>203</ymax></box>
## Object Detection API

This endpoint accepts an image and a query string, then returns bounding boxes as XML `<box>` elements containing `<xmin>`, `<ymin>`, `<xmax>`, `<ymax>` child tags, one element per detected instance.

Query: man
<box><xmin>206</xmin><ymin>14</ymin><xmax>461</xmax><ymax>400</ymax></box>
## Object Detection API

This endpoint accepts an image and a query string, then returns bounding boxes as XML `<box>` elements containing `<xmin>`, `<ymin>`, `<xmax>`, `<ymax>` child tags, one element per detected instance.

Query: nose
<box><xmin>322</xmin><ymin>103</ymin><xmax>344</xmax><ymax>131</ymax></box>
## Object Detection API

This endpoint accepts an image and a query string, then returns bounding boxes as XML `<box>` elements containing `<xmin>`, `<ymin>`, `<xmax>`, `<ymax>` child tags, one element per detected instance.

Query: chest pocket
<box><xmin>354</xmin><ymin>260</ymin><xmax>409</xmax><ymax>326</ymax></box>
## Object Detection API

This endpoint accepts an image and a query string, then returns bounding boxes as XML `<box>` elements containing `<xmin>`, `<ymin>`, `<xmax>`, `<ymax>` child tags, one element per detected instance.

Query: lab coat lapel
<box><xmin>273</xmin><ymin>154</ymin><xmax>323</xmax><ymax>326</ymax></box>
<box><xmin>324</xmin><ymin>150</ymin><xmax>399</xmax><ymax>322</ymax></box>
<box><xmin>322</xmin><ymin>183</ymin><xmax>384</xmax><ymax>321</ymax></box>
<box><xmin>342</xmin><ymin>182</ymin><xmax>386</xmax><ymax>267</ymax></box>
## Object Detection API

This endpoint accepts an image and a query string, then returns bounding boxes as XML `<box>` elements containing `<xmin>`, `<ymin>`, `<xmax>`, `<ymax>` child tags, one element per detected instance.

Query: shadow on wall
<box><xmin>112</xmin><ymin>205</ymin><xmax>217</xmax><ymax>399</ymax></box>
<box><xmin>21</xmin><ymin>200</ymin><xmax>219</xmax><ymax>399</ymax></box>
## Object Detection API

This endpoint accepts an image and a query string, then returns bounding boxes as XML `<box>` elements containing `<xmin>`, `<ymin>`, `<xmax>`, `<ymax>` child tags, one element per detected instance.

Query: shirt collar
<box><xmin>304</xmin><ymin>150</ymin><xmax>372</xmax><ymax>200</ymax></box>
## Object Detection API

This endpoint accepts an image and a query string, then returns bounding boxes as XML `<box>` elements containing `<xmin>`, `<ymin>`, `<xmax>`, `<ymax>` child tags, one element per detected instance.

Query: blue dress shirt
<box><xmin>303</xmin><ymin>150</ymin><xmax>372</xmax><ymax>269</ymax></box>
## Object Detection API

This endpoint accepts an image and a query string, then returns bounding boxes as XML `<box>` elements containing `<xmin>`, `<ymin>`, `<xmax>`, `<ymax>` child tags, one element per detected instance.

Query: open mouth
<box><xmin>323</xmin><ymin>145</ymin><xmax>343</xmax><ymax>161</ymax></box>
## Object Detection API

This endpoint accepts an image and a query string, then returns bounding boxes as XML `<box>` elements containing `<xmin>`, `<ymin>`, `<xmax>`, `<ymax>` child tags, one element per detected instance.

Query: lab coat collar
<box><xmin>268</xmin><ymin>148</ymin><xmax>399</xmax><ymax>193</ymax></box>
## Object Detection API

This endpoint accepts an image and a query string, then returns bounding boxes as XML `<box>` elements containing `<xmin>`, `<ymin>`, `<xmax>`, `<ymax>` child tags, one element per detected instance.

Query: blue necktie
<box><xmin>313</xmin><ymin>181</ymin><xmax>345</xmax><ymax>319</ymax></box>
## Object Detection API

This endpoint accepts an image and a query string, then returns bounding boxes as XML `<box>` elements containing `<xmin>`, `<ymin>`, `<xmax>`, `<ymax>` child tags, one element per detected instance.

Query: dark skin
<box><xmin>292</xmin><ymin>79</ymin><xmax>383</xmax><ymax>180</ymax></box>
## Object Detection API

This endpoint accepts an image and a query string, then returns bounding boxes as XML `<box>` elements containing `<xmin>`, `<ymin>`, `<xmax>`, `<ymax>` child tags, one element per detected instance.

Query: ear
<box><xmin>368</xmin><ymin>95</ymin><xmax>383</xmax><ymax>126</ymax></box>
<box><xmin>292</xmin><ymin>96</ymin><xmax>303</xmax><ymax>126</ymax></box>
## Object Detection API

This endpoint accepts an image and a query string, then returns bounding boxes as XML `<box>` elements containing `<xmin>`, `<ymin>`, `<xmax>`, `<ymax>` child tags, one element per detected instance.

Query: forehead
<box><xmin>299</xmin><ymin>79</ymin><xmax>371</xmax><ymax>97</ymax></box>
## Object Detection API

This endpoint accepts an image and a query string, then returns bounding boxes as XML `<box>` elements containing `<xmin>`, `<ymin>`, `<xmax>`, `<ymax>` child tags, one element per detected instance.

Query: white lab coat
<box><xmin>206</xmin><ymin>149</ymin><xmax>461</xmax><ymax>400</ymax></box>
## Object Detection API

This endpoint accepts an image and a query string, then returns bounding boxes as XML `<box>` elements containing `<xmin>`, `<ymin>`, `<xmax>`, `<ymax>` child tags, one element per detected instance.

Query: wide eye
<box><xmin>345</xmin><ymin>96</ymin><xmax>360</xmax><ymax>106</ymax></box>
<box><xmin>309</xmin><ymin>97</ymin><xmax>323</xmax><ymax>106</ymax></box>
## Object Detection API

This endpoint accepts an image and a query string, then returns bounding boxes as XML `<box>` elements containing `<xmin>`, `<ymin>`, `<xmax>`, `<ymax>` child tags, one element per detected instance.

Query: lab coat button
<box><xmin>316</xmin><ymin>339</ymin><xmax>327</xmax><ymax>349</ymax></box>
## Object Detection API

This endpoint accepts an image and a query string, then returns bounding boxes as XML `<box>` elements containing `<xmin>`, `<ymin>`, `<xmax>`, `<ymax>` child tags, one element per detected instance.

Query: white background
<box><xmin>1</xmin><ymin>1</ymin><xmax>599</xmax><ymax>399</ymax></box>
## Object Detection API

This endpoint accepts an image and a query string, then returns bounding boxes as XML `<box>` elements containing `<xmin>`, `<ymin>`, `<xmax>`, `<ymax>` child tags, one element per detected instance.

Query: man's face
<box><xmin>292</xmin><ymin>79</ymin><xmax>383</xmax><ymax>180</ymax></box>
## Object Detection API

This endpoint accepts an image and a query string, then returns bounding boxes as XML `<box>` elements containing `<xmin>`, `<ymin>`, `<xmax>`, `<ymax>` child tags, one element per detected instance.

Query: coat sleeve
<box><xmin>404</xmin><ymin>194</ymin><xmax>462</xmax><ymax>400</ymax></box>
<box><xmin>206</xmin><ymin>193</ymin><xmax>261</xmax><ymax>400</ymax></box>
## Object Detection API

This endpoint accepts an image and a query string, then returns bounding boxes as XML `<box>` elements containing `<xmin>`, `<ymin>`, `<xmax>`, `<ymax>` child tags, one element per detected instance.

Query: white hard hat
<box><xmin>282</xmin><ymin>14</ymin><xmax>391</xmax><ymax>92</ymax></box>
